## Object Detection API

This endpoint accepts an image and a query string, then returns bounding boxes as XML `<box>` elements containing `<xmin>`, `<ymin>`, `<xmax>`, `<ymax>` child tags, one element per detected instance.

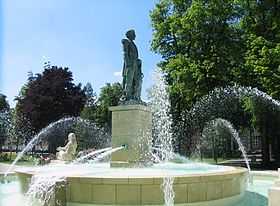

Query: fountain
<box><xmin>5</xmin><ymin>117</ymin><xmax>110</xmax><ymax>176</ymax></box>
<box><xmin>12</xmin><ymin>30</ymin><xmax>248</xmax><ymax>206</ymax></box>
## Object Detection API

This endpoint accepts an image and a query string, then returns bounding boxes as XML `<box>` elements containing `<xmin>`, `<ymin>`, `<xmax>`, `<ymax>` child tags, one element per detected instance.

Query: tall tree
<box><xmin>80</xmin><ymin>82</ymin><xmax>97</xmax><ymax>121</ymax></box>
<box><xmin>0</xmin><ymin>94</ymin><xmax>9</xmax><ymax>112</ymax></box>
<box><xmin>239</xmin><ymin>1</ymin><xmax>280</xmax><ymax>167</ymax></box>
<box><xmin>94</xmin><ymin>83</ymin><xmax>122</xmax><ymax>130</ymax></box>
<box><xmin>0</xmin><ymin>111</ymin><xmax>9</xmax><ymax>152</ymax></box>
<box><xmin>240</xmin><ymin>0</ymin><xmax>280</xmax><ymax>42</ymax></box>
<box><xmin>151</xmin><ymin>0</ymin><xmax>280</xmax><ymax>165</ymax></box>
<box><xmin>16</xmin><ymin>66</ymin><xmax>86</xmax><ymax>152</ymax></box>
<box><xmin>150</xmin><ymin>0</ymin><xmax>248</xmax><ymax>154</ymax></box>
<box><xmin>151</xmin><ymin>0</ymin><xmax>244</xmax><ymax>113</ymax></box>
<box><xmin>12</xmin><ymin>77</ymin><xmax>36</xmax><ymax>150</ymax></box>
<box><xmin>0</xmin><ymin>94</ymin><xmax>10</xmax><ymax>152</ymax></box>
<box><xmin>240</xmin><ymin>0</ymin><xmax>280</xmax><ymax>99</ymax></box>
<box><xmin>84</xmin><ymin>82</ymin><xmax>97</xmax><ymax>107</ymax></box>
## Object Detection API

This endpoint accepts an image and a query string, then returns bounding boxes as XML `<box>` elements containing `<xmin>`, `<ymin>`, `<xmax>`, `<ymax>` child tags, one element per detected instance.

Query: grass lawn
<box><xmin>0</xmin><ymin>152</ymin><xmax>38</xmax><ymax>166</ymax></box>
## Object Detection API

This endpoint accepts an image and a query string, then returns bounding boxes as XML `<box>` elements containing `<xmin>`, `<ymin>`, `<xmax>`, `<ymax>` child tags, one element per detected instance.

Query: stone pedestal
<box><xmin>269</xmin><ymin>187</ymin><xmax>280</xmax><ymax>206</ymax></box>
<box><xmin>109</xmin><ymin>104</ymin><xmax>152</xmax><ymax>167</ymax></box>
<box><xmin>268</xmin><ymin>168</ymin><xmax>280</xmax><ymax>206</ymax></box>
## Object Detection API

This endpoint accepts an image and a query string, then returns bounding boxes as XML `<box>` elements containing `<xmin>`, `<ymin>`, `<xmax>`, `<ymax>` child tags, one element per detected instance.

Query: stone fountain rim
<box><xmin>15</xmin><ymin>166</ymin><xmax>247</xmax><ymax>180</ymax></box>
<box><xmin>15</xmin><ymin>166</ymin><xmax>248</xmax><ymax>205</ymax></box>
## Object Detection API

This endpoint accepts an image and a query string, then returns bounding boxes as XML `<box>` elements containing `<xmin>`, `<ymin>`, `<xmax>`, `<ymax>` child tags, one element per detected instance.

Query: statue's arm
<box><xmin>64</xmin><ymin>142</ymin><xmax>71</xmax><ymax>152</ymax></box>
<box><xmin>137</xmin><ymin>59</ymin><xmax>144</xmax><ymax>78</ymax></box>
<box><xmin>57</xmin><ymin>146</ymin><xmax>65</xmax><ymax>151</ymax></box>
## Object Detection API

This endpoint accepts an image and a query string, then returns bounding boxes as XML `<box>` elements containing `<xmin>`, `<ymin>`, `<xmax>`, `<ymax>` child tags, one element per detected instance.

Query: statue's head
<box><xmin>68</xmin><ymin>133</ymin><xmax>76</xmax><ymax>143</ymax></box>
<box><xmin>126</xmin><ymin>29</ymin><xmax>136</xmax><ymax>41</ymax></box>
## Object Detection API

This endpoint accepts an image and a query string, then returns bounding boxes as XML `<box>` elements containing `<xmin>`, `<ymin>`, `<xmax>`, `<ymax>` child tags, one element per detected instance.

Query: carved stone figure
<box><xmin>120</xmin><ymin>29</ymin><xmax>143</xmax><ymax>103</ymax></box>
<box><xmin>56</xmin><ymin>133</ymin><xmax>77</xmax><ymax>161</ymax></box>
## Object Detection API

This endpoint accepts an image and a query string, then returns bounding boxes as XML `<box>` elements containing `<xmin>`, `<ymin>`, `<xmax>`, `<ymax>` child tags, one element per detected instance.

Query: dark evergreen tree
<box><xmin>80</xmin><ymin>83</ymin><xmax>97</xmax><ymax>122</ymax></box>
<box><xmin>84</xmin><ymin>82</ymin><xmax>97</xmax><ymax>107</ymax></box>
<box><xmin>0</xmin><ymin>94</ymin><xmax>10</xmax><ymax>152</ymax></box>
<box><xmin>0</xmin><ymin>94</ymin><xmax>9</xmax><ymax>112</ymax></box>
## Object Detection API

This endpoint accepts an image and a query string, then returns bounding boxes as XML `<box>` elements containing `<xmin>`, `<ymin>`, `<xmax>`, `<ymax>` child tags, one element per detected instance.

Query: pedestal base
<box><xmin>109</xmin><ymin>104</ymin><xmax>152</xmax><ymax>167</ymax></box>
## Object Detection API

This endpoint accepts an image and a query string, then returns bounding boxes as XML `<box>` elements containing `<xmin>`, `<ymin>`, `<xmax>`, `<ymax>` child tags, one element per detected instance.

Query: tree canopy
<box><xmin>151</xmin><ymin>0</ymin><xmax>280</xmax><ymax>165</ymax></box>
<box><xmin>151</xmin><ymin>0</ymin><xmax>245</xmax><ymax>112</ymax></box>
<box><xmin>16</xmin><ymin>66</ymin><xmax>86</xmax><ymax>133</ymax></box>
<box><xmin>241</xmin><ymin>0</ymin><xmax>280</xmax><ymax>99</ymax></box>
<box><xmin>81</xmin><ymin>82</ymin><xmax>122</xmax><ymax>131</ymax></box>
<box><xmin>0</xmin><ymin>94</ymin><xmax>9</xmax><ymax>112</ymax></box>
<box><xmin>151</xmin><ymin>0</ymin><xmax>280</xmax><ymax>108</ymax></box>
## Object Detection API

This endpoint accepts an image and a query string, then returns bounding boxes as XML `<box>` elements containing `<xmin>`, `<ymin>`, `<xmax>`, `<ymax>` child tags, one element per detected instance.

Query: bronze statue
<box><xmin>120</xmin><ymin>29</ymin><xmax>143</xmax><ymax>103</ymax></box>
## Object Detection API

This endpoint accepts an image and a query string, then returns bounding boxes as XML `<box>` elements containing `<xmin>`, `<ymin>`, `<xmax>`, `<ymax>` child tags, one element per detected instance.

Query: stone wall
<box><xmin>65</xmin><ymin>168</ymin><xmax>247</xmax><ymax>205</ymax></box>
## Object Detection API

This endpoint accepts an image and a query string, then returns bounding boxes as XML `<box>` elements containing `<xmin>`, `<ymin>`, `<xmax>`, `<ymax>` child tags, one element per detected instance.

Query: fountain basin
<box><xmin>15</xmin><ymin>163</ymin><xmax>248</xmax><ymax>205</ymax></box>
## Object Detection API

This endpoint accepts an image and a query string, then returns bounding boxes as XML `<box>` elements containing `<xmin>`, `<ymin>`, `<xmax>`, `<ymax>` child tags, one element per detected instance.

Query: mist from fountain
<box><xmin>201</xmin><ymin>118</ymin><xmax>251</xmax><ymax>172</ymax></box>
<box><xmin>26</xmin><ymin>146</ymin><xmax>124</xmax><ymax>206</ymax></box>
<box><xmin>218</xmin><ymin>118</ymin><xmax>251</xmax><ymax>173</ymax></box>
<box><xmin>150</xmin><ymin>70</ymin><xmax>174</xmax><ymax>162</ymax></box>
<box><xmin>147</xmin><ymin>71</ymin><xmax>279</xmax><ymax>205</ymax></box>
<box><xmin>3</xmin><ymin>112</ymin><xmax>119</xmax><ymax>205</ymax></box>
<box><xmin>150</xmin><ymin>69</ymin><xmax>175</xmax><ymax>206</ymax></box>
<box><xmin>5</xmin><ymin>117</ymin><xmax>76</xmax><ymax>176</ymax></box>
<box><xmin>161</xmin><ymin>176</ymin><xmax>175</xmax><ymax>206</ymax></box>
<box><xmin>26</xmin><ymin>174</ymin><xmax>65</xmax><ymax>206</ymax></box>
<box><xmin>188</xmin><ymin>85</ymin><xmax>280</xmax><ymax>129</ymax></box>
<box><xmin>184</xmin><ymin>85</ymin><xmax>280</xmax><ymax>183</ymax></box>
<box><xmin>5</xmin><ymin>117</ymin><xmax>110</xmax><ymax>176</ymax></box>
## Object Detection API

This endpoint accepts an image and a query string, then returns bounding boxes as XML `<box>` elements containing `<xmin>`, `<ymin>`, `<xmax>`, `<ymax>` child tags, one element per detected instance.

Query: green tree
<box><xmin>80</xmin><ymin>83</ymin><xmax>97</xmax><ymax>121</ymax></box>
<box><xmin>8</xmin><ymin>78</ymin><xmax>37</xmax><ymax>154</ymax></box>
<box><xmin>0</xmin><ymin>94</ymin><xmax>9</xmax><ymax>112</ymax></box>
<box><xmin>84</xmin><ymin>82</ymin><xmax>97</xmax><ymax>107</ymax></box>
<box><xmin>150</xmin><ymin>0</ymin><xmax>280</xmax><ymax>167</ymax></box>
<box><xmin>243</xmin><ymin>96</ymin><xmax>280</xmax><ymax>168</ymax></box>
<box><xmin>150</xmin><ymin>0</ymin><xmax>249</xmax><ymax>155</ymax></box>
<box><xmin>0</xmin><ymin>94</ymin><xmax>9</xmax><ymax>152</ymax></box>
<box><xmin>151</xmin><ymin>0</ymin><xmax>244</xmax><ymax>113</ymax></box>
<box><xmin>73</xmin><ymin>120</ymin><xmax>110</xmax><ymax>151</ymax></box>
<box><xmin>12</xmin><ymin>106</ymin><xmax>35</xmax><ymax>152</ymax></box>
<box><xmin>240</xmin><ymin>0</ymin><xmax>280</xmax><ymax>98</ymax></box>
<box><xmin>240</xmin><ymin>0</ymin><xmax>280</xmax><ymax>42</ymax></box>
<box><xmin>94</xmin><ymin>83</ymin><xmax>122</xmax><ymax>131</ymax></box>
<box><xmin>78</xmin><ymin>83</ymin><xmax>121</xmax><ymax>149</ymax></box>
<box><xmin>239</xmin><ymin>0</ymin><xmax>280</xmax><ymax>167</ymax></box>
<box><xmin>244</xmin><ymin>36</ymin><xmax>280</xmax><ymax>98</ymax></box>
<box><xmin>0</xmin><ymin>112</ymin><xmax>8</xmax><ymax>152</ymax></box>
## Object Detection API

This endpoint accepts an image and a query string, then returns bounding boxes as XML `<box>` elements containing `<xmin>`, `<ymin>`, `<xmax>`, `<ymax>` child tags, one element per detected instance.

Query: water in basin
<box><xmin>17</xmin><ymin>162</ymin><xmax>236</xmax><ymax>178</ymax></box>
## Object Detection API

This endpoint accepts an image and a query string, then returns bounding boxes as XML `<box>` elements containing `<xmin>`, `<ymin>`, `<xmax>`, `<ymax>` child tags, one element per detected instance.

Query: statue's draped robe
<box><xmin>122</xmin><ymin>38</ymin><xmax>142</xmax><ymax>101</ymax></box>
<box><xmin>56</xmin><ymin>140</ymin><xmax>77</xmax><ymax>161</ymax></box>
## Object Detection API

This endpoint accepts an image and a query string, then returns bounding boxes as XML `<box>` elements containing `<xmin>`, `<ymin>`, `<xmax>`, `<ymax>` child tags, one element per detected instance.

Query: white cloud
<box><xmin>114</xmin><ymin>71</ymin><xmax>122</xmax><ymax>77</ymax></box>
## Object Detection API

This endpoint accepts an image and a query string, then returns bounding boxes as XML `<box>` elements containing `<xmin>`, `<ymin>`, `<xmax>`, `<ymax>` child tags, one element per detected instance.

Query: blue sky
<box><xmin>0</xmin><ymin>0</ymin><xmax>161</xmax><ymax>107</ymax></box>
<box><xmin>0</xmin><ymin>1</ymin><xmax>3</xmax><ymax>90</ymax></box>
